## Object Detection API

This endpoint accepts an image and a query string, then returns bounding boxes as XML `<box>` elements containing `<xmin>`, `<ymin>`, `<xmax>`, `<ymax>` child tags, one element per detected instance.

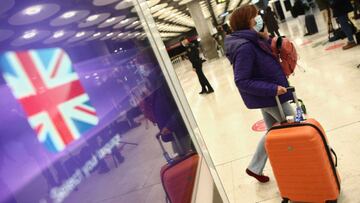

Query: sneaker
<box><xmin>199</xmin><ymin>91</ymin><xmax>207</xmax><ymax>94</ymax></box>
<box><xmin>207</xmin><ymin>89</ymin><xmax>214</xmax><ymax>94</ymax></box>
<box><xmin>246</xmin><ymin>169</ymin><xmax>270</xmax><ymax>183</ymax></box>
<box><xmin>342</xmin><ymin>41</ymin><xmax>357</xmax><ymax>50</ymax></box>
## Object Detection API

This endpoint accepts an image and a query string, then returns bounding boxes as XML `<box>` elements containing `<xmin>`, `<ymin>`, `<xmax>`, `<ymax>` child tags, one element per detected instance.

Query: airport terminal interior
<box><xmin>175</xmin><ymin>15</ymin><xmax>360</xmax><ymax>203</ymax></box>
<box><xmin>0</xmin><ymin>0</ymin><xmax>360</xmax><ymax>203</ymax></box>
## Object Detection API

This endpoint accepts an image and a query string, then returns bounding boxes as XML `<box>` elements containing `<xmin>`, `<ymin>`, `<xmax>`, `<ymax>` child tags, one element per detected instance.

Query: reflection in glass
<box><xmin>0</xmin><ymin>0</ymin><xmax>200</xmax><ymax>203</ymax></box>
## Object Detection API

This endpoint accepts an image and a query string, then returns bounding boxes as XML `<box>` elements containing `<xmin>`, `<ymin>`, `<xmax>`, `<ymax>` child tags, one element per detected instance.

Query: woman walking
<box><xmin>225</xmin><ymin>5</ymin><xmax>294</xmax><ymax>183</ymax></box>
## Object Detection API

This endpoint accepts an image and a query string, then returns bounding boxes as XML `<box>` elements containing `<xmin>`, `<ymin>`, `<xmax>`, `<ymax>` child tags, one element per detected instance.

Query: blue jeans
<box><xmin>248</xmin><ymin>102</ymin><xmax>294</xmax><ymax>175</ymax></box>
<box><xmin>337</xmin><ymin>15</ymin><xmax>355</xmax><ymax>42</ymax></box>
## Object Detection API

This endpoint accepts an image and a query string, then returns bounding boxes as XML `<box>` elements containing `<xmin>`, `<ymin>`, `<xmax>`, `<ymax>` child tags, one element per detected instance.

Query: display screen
<box><xmin>0</xmin><ymin>0</ymin><xmax>197</xmax><ymax>203</ymax></box>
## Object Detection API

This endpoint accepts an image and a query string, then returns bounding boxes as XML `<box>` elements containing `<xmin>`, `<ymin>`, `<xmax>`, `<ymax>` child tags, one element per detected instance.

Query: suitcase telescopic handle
<box><xmin>275</xmin><ymin>86</ymin><xmax>303</xmax><ymax>123</ymax></box>
<box><xmin>156</xmin><ymin>132</ymin><xmax>185</xmax><ymax>164</ymax></box>
<box><xmin>156</xmin><ymin>133</ymin><xmax>172</xmax><ymax>164</ymax></box>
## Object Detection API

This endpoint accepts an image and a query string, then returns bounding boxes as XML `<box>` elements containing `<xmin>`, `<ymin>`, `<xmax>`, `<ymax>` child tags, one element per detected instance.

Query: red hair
<box><xmin>230</xmin><ymin>5</ymin><xmax>258</xmax><ymax>31</ymax></box>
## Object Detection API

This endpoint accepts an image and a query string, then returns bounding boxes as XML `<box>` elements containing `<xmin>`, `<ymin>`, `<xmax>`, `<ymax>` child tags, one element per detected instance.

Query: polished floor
<box><xmin>174</xmin><ymin>12</ymin><xmax>360</xmax><ymax>203</ymax></box>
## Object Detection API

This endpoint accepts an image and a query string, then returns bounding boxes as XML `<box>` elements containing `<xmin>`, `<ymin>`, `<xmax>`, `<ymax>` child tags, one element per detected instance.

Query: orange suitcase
<box><xmin>265</xmin><ymin>87</ymin><xmax>340</xmax><ymax>203</ymax></box>
<box><xmin>157</xmin><ymin>133</ymin><xmax>199</xmax><ymax>203</ymax></box>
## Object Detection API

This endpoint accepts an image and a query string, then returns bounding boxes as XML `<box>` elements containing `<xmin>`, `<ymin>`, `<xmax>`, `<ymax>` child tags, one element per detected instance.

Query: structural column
<box><xmin>187</xmin><ymin>0</ymin><xmax>218</xmax><ymax>60</ymax></box>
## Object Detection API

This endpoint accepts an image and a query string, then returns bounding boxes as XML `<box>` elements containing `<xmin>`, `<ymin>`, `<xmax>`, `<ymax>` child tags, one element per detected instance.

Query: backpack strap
<box><xmin>276</xmin><ymin>37</ymin><xmax>283</xmax><ymax>50</ymax></box>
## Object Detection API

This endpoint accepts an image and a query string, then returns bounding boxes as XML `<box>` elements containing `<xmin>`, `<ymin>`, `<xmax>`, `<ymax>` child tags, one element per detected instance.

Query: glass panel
<box><xmin>133</xmin><ymin>1</ymin><xmax>229</xmax><ymax>202</ymax></box>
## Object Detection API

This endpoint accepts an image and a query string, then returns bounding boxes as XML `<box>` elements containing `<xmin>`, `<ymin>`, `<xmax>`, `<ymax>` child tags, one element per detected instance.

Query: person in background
<box><xmin>353</xmin><ymin>0</ymin><xmax>360</xmax><ymax>19</ymax></box>
<box><xmin>225</xmin><ymin>5</ymin><xmax>294</xmax><ymax>183</ymax></box>
<box><xmin>180</xmin><ymin>37</ymin><xmax>214</xmax><ymax>94</ymax></box>
<box><xmin>329</xmin><ymin>0</ymin><xmax>357</xmax><ymax>50</ymax></box>
<box><xmin>213</xmin><ymin>34</ymin><xmax>225</xmax><ymax>56</ymax></box>
<box><xmin>314</xmin><ymin>0</ymin><xmax>331</xmax><ymax>28</ymax></box>
<box><xmin>263</xmin><ymin>6</ymin><xmax>281</xmax><ymax>37</ymax></box>
<box><xmin>223</xmin><ymin>23</ymin><xmax>232</xmax><ymax>35</ymax></box>
<box><xmin>291</xmin><ymin>0</ymin><xmax>308</xmax><ymax>36</ymax></box>
<box><xmin>147</xmin><ymin>63</ymin><xmax>194</xmax><ymax>155</ymax></box>
<box><xmin>216</xmin><ymin>25</ymin><xmax>226</xmax><ymax>50</ymax></box>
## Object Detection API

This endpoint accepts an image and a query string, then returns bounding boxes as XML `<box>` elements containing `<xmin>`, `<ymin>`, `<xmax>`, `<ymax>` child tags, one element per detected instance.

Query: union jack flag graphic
<box><xmin>0</xmin><ymin>48</ymin><xmax>99</xmax><ymax>152</ymax></box>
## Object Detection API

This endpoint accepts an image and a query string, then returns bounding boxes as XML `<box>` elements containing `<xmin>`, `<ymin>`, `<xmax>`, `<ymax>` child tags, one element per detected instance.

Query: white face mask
<box><xmin>253</xmin><ymin>15</ymin><xmax>264</xmax><ymax>32</ymax></box>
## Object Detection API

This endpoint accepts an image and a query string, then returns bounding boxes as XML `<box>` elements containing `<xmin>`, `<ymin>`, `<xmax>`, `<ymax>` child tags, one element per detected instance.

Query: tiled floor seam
<box><xmin>326</xmin><ymin>121</ymin><xmax>360</xmax><ymax>133</ymax></box>
<box><xmin>215</xmin><ymin>154</ymin><xmax>253</xmax><ymax>167</ymax></box>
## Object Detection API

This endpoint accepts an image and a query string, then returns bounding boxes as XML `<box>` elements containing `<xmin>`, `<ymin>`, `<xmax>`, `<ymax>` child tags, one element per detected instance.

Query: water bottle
<box><xmin>164</xmin><ymin>152</ymin><xmax>173</xmax><ymax>164</ymax></box>
<box><xmin>295</xmin><ymin>107</ymin><xmax>304</xmax><ymax>122</ymax></box>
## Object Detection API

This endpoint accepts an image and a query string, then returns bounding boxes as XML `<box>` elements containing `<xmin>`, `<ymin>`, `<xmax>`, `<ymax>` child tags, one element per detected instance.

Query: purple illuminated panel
<box><xmin>0</xmin><ymin>0</ymin><xmax>197</xmax><ymax>203</ymax></box>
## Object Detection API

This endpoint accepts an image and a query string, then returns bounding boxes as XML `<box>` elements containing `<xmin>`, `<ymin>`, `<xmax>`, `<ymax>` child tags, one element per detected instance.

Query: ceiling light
<box><xmin>118</xmin><ymin>33</ymin><xmax>124</xmax><ymax>36</ymax></box>
<box><xmin>23</xmin><ymin>5</ymin><xmax>43</xmax><ymax>15</ymax></box>
<box><xmin>86</xmin><ymin>14</ymin><xmax>99</xmax><ymax>22</ymax></box>
<box><xmin>53</xmin><ymin>31</ymin><xmax>65</xmax><ymax>38</ymax></box>
<box><xmin>132</xmin><ymin>21</ymin><xmax>139</xmax><ymax>25</ymax></box>
<box><xmin>23</xmin><ymin>30</ymin><xmax>38</xmax><ymax>39</ymax></box>
<box><xmin>106</xmin><ymin>17</ymin><xmax>116</xmax><ymax>23</ymax></box>
<box><xmin>93</xmin><ymin>32</ymin><xmax>101</xmax><ymax>37</ymax></box>
<box><xmin>106</xmin><ymin>32</ymin><xmax>114</xmax><ymax>37</ymax></box>
<box><xmin>76</xmin><ymin>32</ymin><xmax>85</xmax><ymax>37</ymax></box>
<box><xmin>135</xmin><ymin>33</ymin><xmax>140</xmax><ymax>36</ymax></box>
<box><xmin>61</xmin><ymin>11</ymin><xmax>77</xmax><ymax>19</ymax></box>
<box><xmin>120</xmin><ymin>19</ymin><xmax>129</xmax><ymax>24</ymax></box>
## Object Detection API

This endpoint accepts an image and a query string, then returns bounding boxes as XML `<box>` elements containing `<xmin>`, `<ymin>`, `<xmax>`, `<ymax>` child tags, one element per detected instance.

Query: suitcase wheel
<box><xmin>325</xmin><ymin>200</ymin><xmax>337</xmax><ymax>203</ymax></box>
<box><xmin>281</xmin><ymin>198</ymin><xmax>289</xmax><ymax>203</ymax></box>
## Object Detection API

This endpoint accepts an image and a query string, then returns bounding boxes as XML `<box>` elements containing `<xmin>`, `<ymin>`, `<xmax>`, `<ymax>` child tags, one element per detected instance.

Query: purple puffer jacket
<box><xmin>225</xmin><ymin>30</ymin><xmax>292</xmax><ymax>109</ymax></box>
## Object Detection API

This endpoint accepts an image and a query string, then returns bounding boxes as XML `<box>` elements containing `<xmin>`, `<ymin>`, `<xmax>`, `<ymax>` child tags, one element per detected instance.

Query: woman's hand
<box><xmin>160</xmin><ymin>127</ymin><xmax>171</xmax><ymax>135</ymax></box>
<box><xmin>277</xmin><ymin>86</ymin><xmax>287</xmax><ymax>95</ymax></box>
<box><xmin>258</xmin><ymin>31</ymin><xmax>269</xmax><ymax>40</ymax></box>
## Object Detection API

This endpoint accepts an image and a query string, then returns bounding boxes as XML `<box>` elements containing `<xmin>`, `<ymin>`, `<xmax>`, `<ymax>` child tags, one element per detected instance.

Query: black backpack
<box><xmin>329</xmin><ymin>18</ymin><xmax>358</xmax><ymax>42</ymax></box>
<box><xmin>329</xmin><ymin>29</ymin><xmax>346</xmax><ymax>42</ymax></box>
